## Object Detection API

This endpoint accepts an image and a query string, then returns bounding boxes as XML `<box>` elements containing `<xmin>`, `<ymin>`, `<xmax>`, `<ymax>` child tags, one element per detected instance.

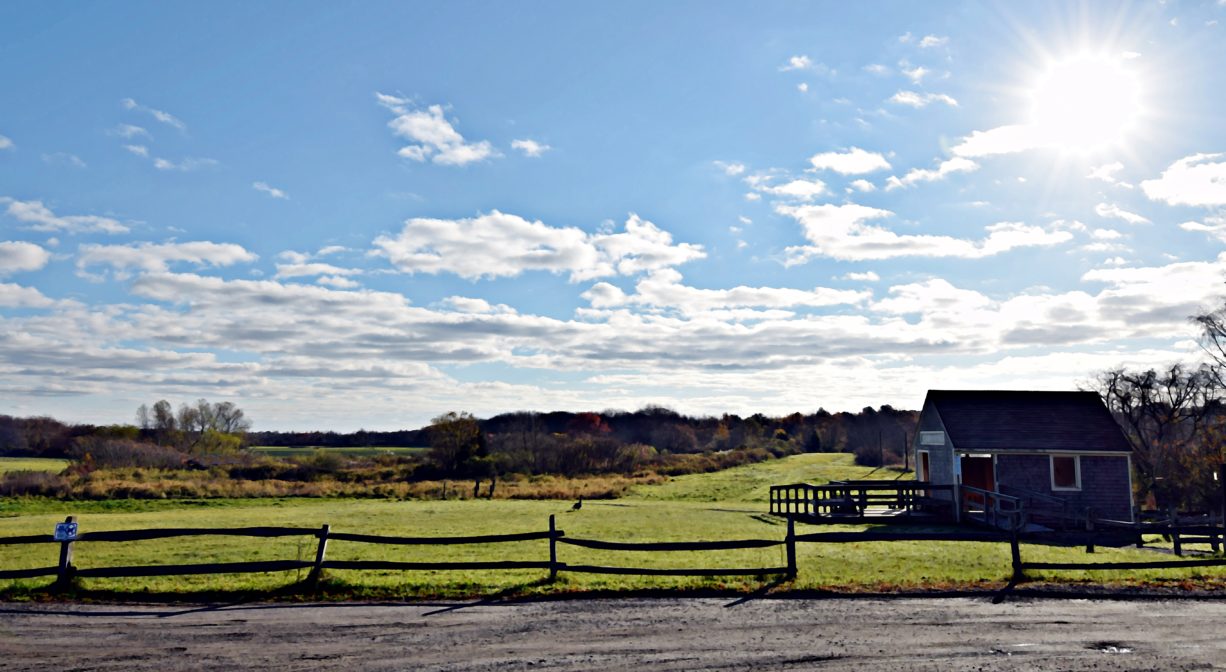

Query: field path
<box><xmin>4</xmin><ymin>596</ymin><xmax>1226</xmax><ymax>670</ymax></box>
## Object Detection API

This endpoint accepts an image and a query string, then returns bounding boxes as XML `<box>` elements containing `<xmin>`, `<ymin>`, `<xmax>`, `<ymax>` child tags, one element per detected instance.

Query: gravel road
<box><xmin>3</xmin><ymin>596</ymin><xmax>1226</xmax><ymax>671</ymax></box>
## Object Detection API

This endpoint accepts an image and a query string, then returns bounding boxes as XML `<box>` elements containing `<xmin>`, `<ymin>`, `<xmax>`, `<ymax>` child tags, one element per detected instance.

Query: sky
<box><xmin>3</xmin><ymin>1</ymin><xmax>1226</xmax><ymax>431</ymax></box>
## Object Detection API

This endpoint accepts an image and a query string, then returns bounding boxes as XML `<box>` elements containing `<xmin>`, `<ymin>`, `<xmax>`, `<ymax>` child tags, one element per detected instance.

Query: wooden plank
<box><xmin>1023</xmin><ymin>558</ymin><xmax>1226</xmax><ymax>571</ymax></box>
<box><xmin>321</xmin><ymin>560</ymin><xmax>552</xmax><ymax>571</ymax></box>
<box><xmin>0</xmin><ymin>534</ymin><xmax>56</xmax><ymax>546</ymax></box>
<box><xmin>0</xmin><ymin>566</ymin><xmax>58</xmax><ymax>580</ymax></box>
<box><xmin>557</xmin><ymin>537</ymin><xmax>781</xmax><ymax>551</ymax></box>
<box><xmin>328</xmin><ymin>529</ymin><xmax>554</xmax><ymax>546</ymax></box>
<box><xmin>74</xmin><ymin>560</ymin><xmax>313</xmax><ymax>578</ymax></box>
<box><xmin>77</xmin><ymin>527</ymin><xmax>320</xmax><ymax>542</ymax></box>
<box><xmin>561</xmin><ymin>564</ymin><xmax>789</xmax><ymax>577</ymax></box>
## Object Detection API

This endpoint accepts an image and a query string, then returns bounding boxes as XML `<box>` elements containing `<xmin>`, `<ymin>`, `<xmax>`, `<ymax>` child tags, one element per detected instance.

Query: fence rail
<box><xmin>0</xmin><ymin>515</ymin><xmax>800</xmax><ymax>588</ymax></box>
<box><xmin>5</xmin><ymin>512</ymin><xmax>1226</xmax><ymax>598</ymax></box>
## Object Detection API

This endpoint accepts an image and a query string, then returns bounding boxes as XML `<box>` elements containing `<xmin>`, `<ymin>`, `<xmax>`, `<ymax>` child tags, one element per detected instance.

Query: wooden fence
<box><xmin>0</xmin><ymin>515</ymin><xmax>796</xmax><ymax>589</ymax></box>
<box><xmin>6</xmin><ymin>513</ymin><xmax>1226</xmax><ymax>599</ymax></box>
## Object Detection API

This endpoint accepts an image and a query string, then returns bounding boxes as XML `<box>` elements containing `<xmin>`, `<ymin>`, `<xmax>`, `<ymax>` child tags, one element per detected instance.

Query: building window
<box><xmin>919</xmin><ymin>431</ymin><xmax>945</xmax><ymax>446</ymax></box>
<box><xmin>1050</xmin><ymin>455</ymin><xmax>1081</xmax><ymax>491</ymax></box>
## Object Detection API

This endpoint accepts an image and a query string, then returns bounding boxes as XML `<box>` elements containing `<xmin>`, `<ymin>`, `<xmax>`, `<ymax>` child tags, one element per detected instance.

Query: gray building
<box><xmin>912</xmin><ymin>390</ymin><xmax>1134</xmax><ymax>523</ymax></box>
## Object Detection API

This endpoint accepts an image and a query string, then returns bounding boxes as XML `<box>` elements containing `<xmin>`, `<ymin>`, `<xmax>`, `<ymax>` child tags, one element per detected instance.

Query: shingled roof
<box><xmin>924</xmin><ymin>390</ymin><xmax>1132</xmax><ymax>453</ymax></box>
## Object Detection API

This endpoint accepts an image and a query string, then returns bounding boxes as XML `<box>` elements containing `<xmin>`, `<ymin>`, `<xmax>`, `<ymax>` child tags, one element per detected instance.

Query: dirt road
<box><xmin>3</xmin><ymin>596</ymin><xmax>1226</xmax><ymax>670</ymax></box>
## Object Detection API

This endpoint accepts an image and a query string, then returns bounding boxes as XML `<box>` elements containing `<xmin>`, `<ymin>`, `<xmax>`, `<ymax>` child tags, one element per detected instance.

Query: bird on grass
<box><xmin>570</xmin><ymin>496</ymin><xmax>583</xmax><ymax>512</ymax></box>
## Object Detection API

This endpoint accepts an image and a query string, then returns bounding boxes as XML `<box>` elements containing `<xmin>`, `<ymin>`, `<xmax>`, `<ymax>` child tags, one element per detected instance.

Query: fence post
<box><xmin>53</xmin><ymin>515</ymin><xmax>76</xmax><ymax>592</ymax></box>
<box><xmin>1170</xmin><ymin>508</ymin><xmax>1183</xmax><ymax>557</ymax></box>
<box><xmin>308</xmin><ymin>524</ymin><xmax>329</xmax><ymax>584</ymax></box>
<box><xmin>785</xmin><ymin>516</ymin><xmax>797</xmax><ymax>579</ymax></box>
<box><xmin>1085</xmin><ymin>508</ymin><xmax>1095</xmax><ymax>554</ymax></box>
<box><xmin>548</xmin><ymin>514</ymin><xmax>558</xmax><ymax>581</ymax></box>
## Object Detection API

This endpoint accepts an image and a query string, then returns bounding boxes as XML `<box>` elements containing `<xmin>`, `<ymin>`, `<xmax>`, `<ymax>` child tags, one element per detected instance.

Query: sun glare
<box><xmin>1030</xmin><ymin>53</ymin><xmax>1143</xmax><ymax>153</ymax></box>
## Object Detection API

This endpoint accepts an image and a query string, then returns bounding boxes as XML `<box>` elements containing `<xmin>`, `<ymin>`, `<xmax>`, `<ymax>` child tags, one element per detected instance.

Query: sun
<box><xmin>1029</xmin><ymin>53</ymin><xmax>1144</xmax><ymax>154</ymax></box>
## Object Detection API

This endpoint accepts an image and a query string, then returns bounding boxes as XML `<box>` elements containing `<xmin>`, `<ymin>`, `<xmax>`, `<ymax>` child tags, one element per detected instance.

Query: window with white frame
<box><xmin>1050</xmin><ymin>455</ymin><xmax>1081</xmax><ymax>491</ymax></box>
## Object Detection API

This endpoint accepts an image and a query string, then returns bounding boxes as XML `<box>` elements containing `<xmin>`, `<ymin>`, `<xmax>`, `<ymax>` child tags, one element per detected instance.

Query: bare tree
<box><xmin>1093</xmin><ymin>364</ymin><xmax>1218</xmax><ymax>508</ymax></box>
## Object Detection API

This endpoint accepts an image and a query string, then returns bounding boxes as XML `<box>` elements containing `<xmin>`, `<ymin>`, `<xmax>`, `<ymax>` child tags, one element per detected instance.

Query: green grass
<box><xmin>0</xmin><ymin>457</ymin><xmax>70</xmax><ymax>474</ymax></box>
<box><xmin>249</xmin><ymin>446</ymin><xmax>427</xmax><ymax>458</ymax></box>
<box><xmin>0</xmin><ymin>452</ymin><xmax>1223</xmax><ymax>599</ymax></box>
<box><xmin>632</xmin><ymin>452</ymin><xmax>909</xmax><ymax>503</ymax></box>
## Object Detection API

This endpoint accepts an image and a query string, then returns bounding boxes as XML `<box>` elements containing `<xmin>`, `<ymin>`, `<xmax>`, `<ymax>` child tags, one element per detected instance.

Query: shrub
<box><xmin>0</xmin><ymin>471</ymin><xmax>70</xmax><ymax>497</ymax></box>
<box><xmin>69</xmin><ymin>437</ymin><xmax>187</xmax><ymax>469</ymax></box>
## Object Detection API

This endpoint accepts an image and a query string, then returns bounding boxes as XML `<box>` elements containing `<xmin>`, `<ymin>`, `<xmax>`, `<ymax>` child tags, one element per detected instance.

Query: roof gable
<box><xmin>922</xmin><ymin>390</ymin><xmax>1131</xmax><ymax>453</ymax></box>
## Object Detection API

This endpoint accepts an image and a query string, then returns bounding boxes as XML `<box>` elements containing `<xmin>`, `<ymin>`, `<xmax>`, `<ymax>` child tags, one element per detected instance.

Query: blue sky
<box><xmin>3</xmin><ymin>1</ymin><xmax>1226</xmax><ymax>430</ymax></box>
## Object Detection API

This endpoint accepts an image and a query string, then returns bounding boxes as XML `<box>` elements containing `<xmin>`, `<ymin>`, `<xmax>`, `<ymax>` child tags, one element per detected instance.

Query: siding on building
<box><xmin>913</xmin><ymin>398</ymin><xmax>955</xmax><ymax>501</ymax></box>
<box><xmin>995</xmin><ymin>453</ymin><xmax>1132</xmax><ymax>521</ymax></box>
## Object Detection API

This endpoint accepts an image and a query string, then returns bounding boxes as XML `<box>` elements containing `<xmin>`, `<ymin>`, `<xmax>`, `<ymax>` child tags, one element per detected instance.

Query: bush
<box><xmin>69</xmin><ymin>437</ymin><xmax>187</xmax><ymax>469</ymax></box>
<box><xmin>0</xmin><ymin>471</ymin><xmax>70</xmax><ymax>497</ymax></box>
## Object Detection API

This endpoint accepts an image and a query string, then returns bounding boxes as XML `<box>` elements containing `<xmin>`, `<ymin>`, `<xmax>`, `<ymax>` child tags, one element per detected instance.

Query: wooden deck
<box><xmin>768</xmin><ymin>481</ymin><xmax>957</xmax><ymax>524</ymax></box>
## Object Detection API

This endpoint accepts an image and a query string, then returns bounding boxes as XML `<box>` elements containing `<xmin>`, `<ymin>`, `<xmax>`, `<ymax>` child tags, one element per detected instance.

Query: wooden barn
<box><xmin>913</xmin><ymin>390</ymin><xmax>1135</xmax><ymax>523</ymax></box>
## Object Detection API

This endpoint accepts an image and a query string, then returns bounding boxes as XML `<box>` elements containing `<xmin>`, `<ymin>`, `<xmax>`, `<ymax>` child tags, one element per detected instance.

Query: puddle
<box><xmin>1087</xmin><ymin>641</ymin><xmax>1133</xmax><ymax>654</ymax></box>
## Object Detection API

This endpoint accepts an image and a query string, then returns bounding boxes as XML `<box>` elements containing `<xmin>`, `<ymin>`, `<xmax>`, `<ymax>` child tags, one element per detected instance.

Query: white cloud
<box><xmin>110</xmin><ymin>124</ymin><xmax>151</xmax><ymax>140</ymax></box>
<box><xmin>511</xmin><ymin>139</ymin><xmax>551</xmax><ymax>157</ymax></box>
<box><xmin>0</xmin><ymin>282</ymin><xmax>55</xmax><ymax>308</ymax></box>
<box><xmin>0</xmin><ymin>198</ymin><xmax>128</xmax><ymax>234</ymax></box>
<box><xmin>1087</xmin><ymin>161</ymin><xmax>1130</xmax><ymax>186</ymax></box>
<box><xmin>1091</xmin><ymin>228</ymin><xmax>1124</xmax><ymax>240</ymax></box>
<box><xmin>779</xmin><ymin>203</ymin><xmax>1072</xmax><ymax>263</ymax></box>
<box><xmin>0</xmin><ymin>241</ymin><xmax>51</xmax><ymax>275</ymax></box>
<box><xmin>714</xmin><ymin>161</ymin><xmax>746</xmax><ymax>176</ymax></box>
<box><xmin>863</xmin><ymin>64</ymin><xmax>890</xmax><ymax>76</ymax></box>
<box><xmin>376</xmin><ymin>93</ymin><xmax>498</xmax><ymax>167</ymax></box>
<box><xmin>797</xmin><ymin>83</ymin><xmax>809</xmax><ymax>93</ymax></box>
<box><xmin>808</xmin><ymin>147</ymin><xmax>890</xmax><ymax>174</ymax></box>
<box><xmin>41</xmin><ymin>152</ymin><xmax>86</xmax><ymax>168</ymax></box>
<box><xmin>780</xmin><ymin>55</ymin><xmax>813</xmax><ymax>71</ymax></box>
<box><xmin>756</xmin><ymin>177</ymin><xmax>828</xmax><ymax>201</ymax></box>
<box><xmin>316</xmin><ymin>275</ymin><xmax>359</xmax><ymax>289</ymax></box>
<box><xmin>372</xmin><ymin>211</ymin><xmax>705</xmax><ymax>282</ymax></box>
<box><xmin>1141</xmin><ymin>153</ymin><xmax>1226</xmax><ymax>206</ymax></box>
<box><xmin>950</xmin><ymin>124</ymin><xmax>1040</xmax><ymax>158</ymax></box>
<box><xmin>121</xmin><ymin>98</ymin><xmax>186</xmax><ymax>131</ymax></box>
<box><xmin>918</xmin><ymin>35</ymin><xmax>949</xmax><ymax>48</ymax></box>
<box><xmin>901</xmin><ymin>65</ymin><xmax>929</xmax><ymax>84</ymax></box>
<box><xmin>842</xmin><ymin>271</ymin><xmax>880</xmax><ymax>282</ymax></box>
<box><xmin>275</xmin><ymin>262</ymin><xmax>360</xmax><ymax>280</ymax></box>
<box><xmin>848</xmin><ymin>179</ymin><xmax>876</xmax><ymax>193</ymax></box>
<box><xmin>1180</xmin><ymin>216</ymin><xmax>1226</xmax><ymax>242</ymax></box>
<box><xmin>152</xmin><ymin>157</ymin><xmax>218</xmax><ymax>171</ymax></box>
<box><xmin>884</xmin><ymin>157</ymin><xmax>978</xmax><ymax>190</ymax></box>
<box><xmin>583</xmin><ymin>268</ymin><xmax>868</xmax><ymax>317</ymax></box>
<box><xmin>123</xmin><ymin>145</ymin><xmax>149</xmax><ymax>157</ymax></box>
<box><xmin>77</xmin><ymin>241</ymin><xmax>258</xmax><ymax>279</ymax></box>
<box><xmin>253</xmin><ymin>181</ymin><xmax>289</xmax><ymax>200</ymax></box>
<box><xmin>1094</xmin><ymin>202</ymin><xmax>1150</xmax><ymax>225</ymax></box>
<box><xmin>889</xmin><ymin>90</ymin><xmax>958</xmax><ymax>108</ymax></box>
<box><xmin>0</xmin><ymin>135</ymin><xmax>13</xmax><ymax>150</ymax></box>
<box><xmin>317</xmin><ymin>245</ymin><xmax>347</xmax><ymax>257</ymax></box>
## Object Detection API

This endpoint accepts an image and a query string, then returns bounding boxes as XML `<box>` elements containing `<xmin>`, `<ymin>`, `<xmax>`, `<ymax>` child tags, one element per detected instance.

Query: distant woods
<box><xmin>0</xmin><ymin>398</ymin><xmax>251</xmax><ymax>466</ymax></box>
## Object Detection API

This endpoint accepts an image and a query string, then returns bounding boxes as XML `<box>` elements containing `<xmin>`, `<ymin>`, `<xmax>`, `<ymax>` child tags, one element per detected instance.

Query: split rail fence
<box><xmin>0</xmin><ymin>515</ymin><xmax>796</xmax><ymax>590</ymax></box>
<box><xmin>5</xmin><ymin>513</ymin><xmax>1226</xmax><ymax>599</ymax></box>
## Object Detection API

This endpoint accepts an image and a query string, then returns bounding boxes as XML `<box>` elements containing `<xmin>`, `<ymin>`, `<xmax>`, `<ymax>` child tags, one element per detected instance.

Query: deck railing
<box><xmin>959</xmin><ymin>485</ymin><xmax>1025</xmax><ymax>530</ymax></box>
<box><xmin>768</xmin><ymin>481</ymin><xmax>954</xmax><ymax>520</ymax></box>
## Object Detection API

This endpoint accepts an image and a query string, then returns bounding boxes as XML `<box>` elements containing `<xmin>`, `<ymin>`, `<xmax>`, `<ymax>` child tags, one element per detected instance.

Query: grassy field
<box><xmin>248</xmin><ymin>446</ymin><xmax>428</xmax><ymax>458</ymax></box>
<box><xmin>0</xmin><ymin>457</ymin><xmax>70</xmax><ymax>474</ymax></box>
<box><xmin>0</xmin><ymin>453</ymin><xmax>1222</xmax><ymax>599</ymax></box>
